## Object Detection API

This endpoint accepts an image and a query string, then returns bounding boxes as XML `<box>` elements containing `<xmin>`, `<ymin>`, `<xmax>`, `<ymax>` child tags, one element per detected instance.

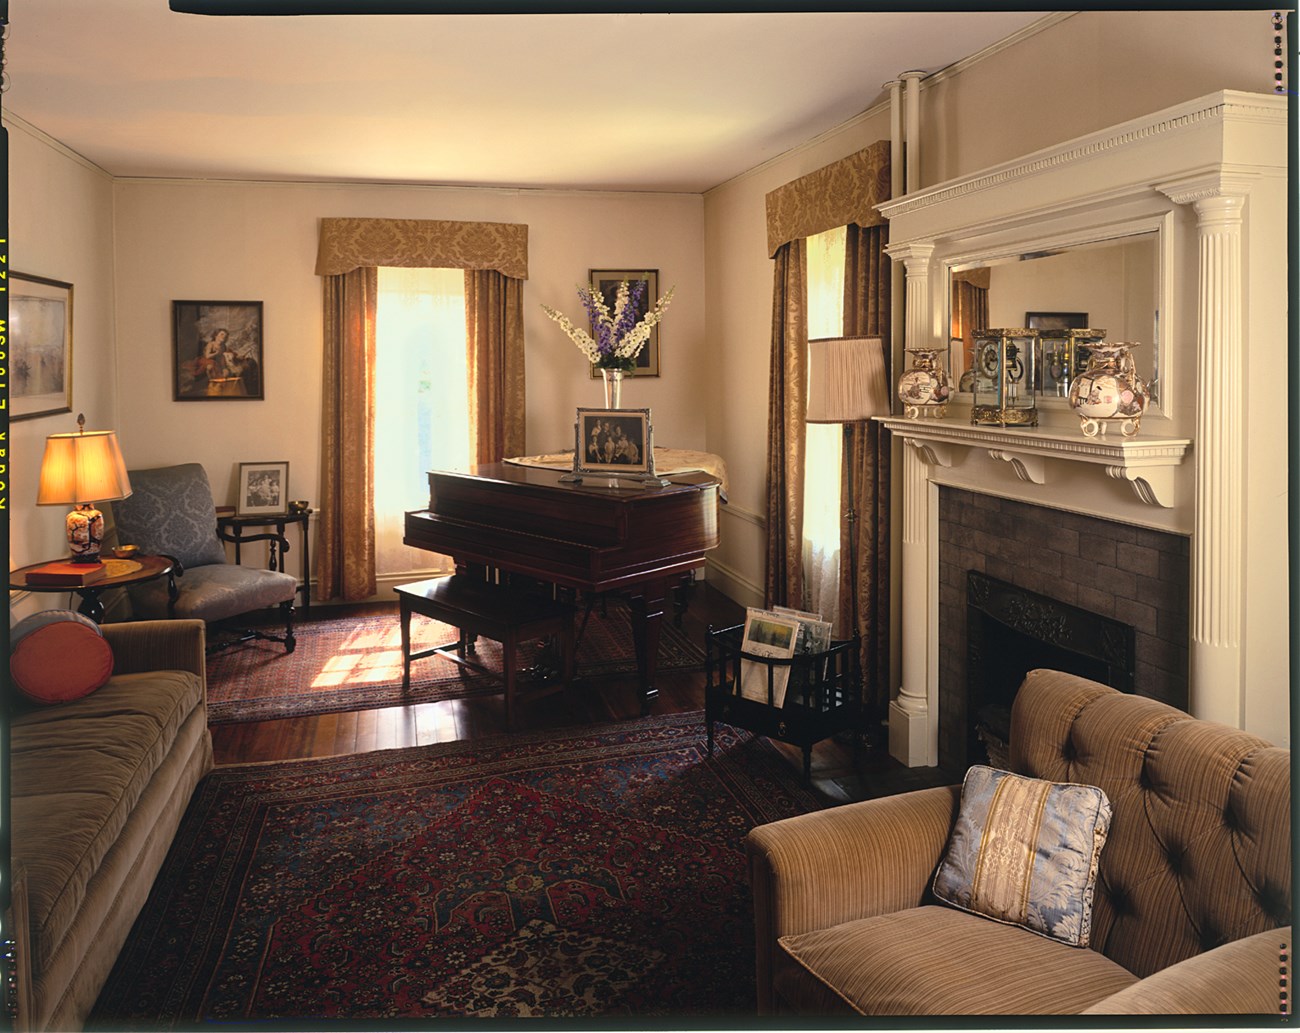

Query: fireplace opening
<box><xmin>966</xmin><ymin>570</ymin><xmax>1135</xmax><ymax>766</ymax></box>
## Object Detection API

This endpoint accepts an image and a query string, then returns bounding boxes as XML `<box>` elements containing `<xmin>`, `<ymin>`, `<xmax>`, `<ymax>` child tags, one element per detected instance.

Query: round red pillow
<box><xmin>10</xmin><ymin>621</ymin><xmax>114</xmax><ymax>704</ymax></box>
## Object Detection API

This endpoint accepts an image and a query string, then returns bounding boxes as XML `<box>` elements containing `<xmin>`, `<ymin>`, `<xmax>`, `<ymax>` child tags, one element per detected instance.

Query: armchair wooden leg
<box><xmin>282</xmin><ymin>601</ymin><xmax>296</xmax><ymax>653</ymax></box>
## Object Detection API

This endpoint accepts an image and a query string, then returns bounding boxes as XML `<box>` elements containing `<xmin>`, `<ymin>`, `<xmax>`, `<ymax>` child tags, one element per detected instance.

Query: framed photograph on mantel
<box><xmin>173</xmin><ymin>300</ymin><xmax>265</xmax><ymax>401</ymax></box>
<box><xmin>11</xmin><ymin>272</ymin><xmax>74</xmax><ymax>421</ymax></box>
<box><xmin>236</xmin><ymin>461</ymin><xmax>289</xmax><ymax>517</ymax></box>
<box><xmin>588</xmin><ymin>269</ymin><xmax>661</xmax><ymax>378</ymax></box>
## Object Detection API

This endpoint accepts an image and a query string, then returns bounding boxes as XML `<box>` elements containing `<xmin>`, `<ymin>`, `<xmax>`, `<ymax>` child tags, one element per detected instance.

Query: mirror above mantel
<box><xmin>947</xmin><ymin>229</ymin><xmax>1161</xmax><ymax>409</ymax></box>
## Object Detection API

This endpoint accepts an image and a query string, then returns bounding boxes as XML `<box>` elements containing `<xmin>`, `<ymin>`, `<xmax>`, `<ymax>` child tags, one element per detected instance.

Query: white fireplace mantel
<box><xmin>878</xmin><ymin>418</ymin><xmax>1191</xmax><ymax>509</ymax></box>
<box><xmin>878</xmin><ymin>90</ymin><xmax>1290</xmax><ymax>765</ymax></box>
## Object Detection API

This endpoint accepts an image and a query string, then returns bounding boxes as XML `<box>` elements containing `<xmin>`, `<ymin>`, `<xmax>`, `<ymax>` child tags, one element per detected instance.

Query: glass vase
<box><xmin>601</xmin><ymin>367</ymin><xmax>624</xmax><ymax>409</ymax></box>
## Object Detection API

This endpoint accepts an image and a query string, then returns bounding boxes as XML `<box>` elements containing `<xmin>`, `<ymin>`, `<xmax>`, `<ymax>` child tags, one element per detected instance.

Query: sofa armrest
<box><xmin>1085</xmin><ymin>926</ymin><xmax>1291</xmax><ymax>1015</ymax></box>
<box><xmin>102</xmin><ymin>620</ymin><xmax>207</xmax><ymax>681</ymax></box>
<box><xmin>745</xmin><ymin>784</ymin><xmax>961</xmax><ymax>1013</ymax></box>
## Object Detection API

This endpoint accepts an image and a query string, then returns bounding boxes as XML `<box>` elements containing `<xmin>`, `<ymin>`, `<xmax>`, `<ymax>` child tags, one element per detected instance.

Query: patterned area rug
<box><xmin>206</xmin><ymin>603</ymin><xmax>705</xmax><ymax>724</ymax></box>
<box><xmin>92</xmin><ymin>712</ymin><xmax>822</xmax><ymax>1025</ymax></box>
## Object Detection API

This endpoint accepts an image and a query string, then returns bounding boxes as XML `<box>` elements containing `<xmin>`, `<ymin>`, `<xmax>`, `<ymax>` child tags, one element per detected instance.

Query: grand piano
<box><xmin>404</xmin><ymin>463</ymin><xmax>721</xmax><ymax>711</ymax></box>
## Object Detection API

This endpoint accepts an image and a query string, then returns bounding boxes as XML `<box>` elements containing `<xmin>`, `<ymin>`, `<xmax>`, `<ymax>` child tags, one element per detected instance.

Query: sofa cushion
<box><xmin>932</xmin><ymin>764</ymin><xmax>1111</xmax><ymax>947</ymax></box>
<box><xmin>10</xmin><ymin>615</ymin><xmax>114</xmax><ymax>705</ymax></box>
<box><xmin>776</xmin><ymin>905</ymin><xmax>1137</xmax><ymax>1015</ymax></box>
<box><xmin>10</xmin><ymin>670</ymin><xmax>205</xmax><ymax>975</ymax></box>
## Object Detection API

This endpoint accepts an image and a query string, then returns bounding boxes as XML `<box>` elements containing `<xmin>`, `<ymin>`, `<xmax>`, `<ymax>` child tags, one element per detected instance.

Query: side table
<box><xmin>217</xmin><ymin>510</ymin><xmax>312</xmax><ymax>614</ymax></box>
<box><xmin>9</xmin><ymin>554</ymin><xmax>178</xmax><ymax>624</ymax></box>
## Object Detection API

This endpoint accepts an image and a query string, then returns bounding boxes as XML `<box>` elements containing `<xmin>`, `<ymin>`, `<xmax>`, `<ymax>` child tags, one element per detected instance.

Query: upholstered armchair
<box><xmin>110</xmin><ymin>463</ymin><xmax>298</xmax><ymax>652</ymax></box>
<box><xmin>747</xmin><ymin>669</ymin><xmax>1291</xmax><ymax>1016</ymax></box>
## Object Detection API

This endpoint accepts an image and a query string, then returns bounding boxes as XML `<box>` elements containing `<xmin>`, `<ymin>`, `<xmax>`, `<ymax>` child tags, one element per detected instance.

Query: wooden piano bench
<box><xmin>395</xmin><ymin>575</ymin><xmax>576</xmax><ymax>730</ymax></box>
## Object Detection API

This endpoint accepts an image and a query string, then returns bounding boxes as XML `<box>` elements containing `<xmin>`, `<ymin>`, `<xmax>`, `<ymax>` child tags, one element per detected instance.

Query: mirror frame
<box><xmin>942</xmin><ymin>212</ymin><xmax>1174</xmax><ymax>416</ymax></box>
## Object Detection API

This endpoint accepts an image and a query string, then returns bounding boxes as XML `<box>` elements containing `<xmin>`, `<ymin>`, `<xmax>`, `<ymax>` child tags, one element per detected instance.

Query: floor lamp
<box><xmin>805</xmin><ymin>336</ymin><xmax>891</xmax><ymax>641</ymax></box>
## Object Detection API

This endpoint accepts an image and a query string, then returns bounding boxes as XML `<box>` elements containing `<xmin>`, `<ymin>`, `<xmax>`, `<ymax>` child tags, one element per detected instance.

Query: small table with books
<box><xmin>705</xmin><ymin>606</ymin><xmax>863</xmax><ymax>782</ymax></box>
<box><xmin>9</xmin><ymin>554</ymin><xmax>178</xmax><ymax>624</ymax></box>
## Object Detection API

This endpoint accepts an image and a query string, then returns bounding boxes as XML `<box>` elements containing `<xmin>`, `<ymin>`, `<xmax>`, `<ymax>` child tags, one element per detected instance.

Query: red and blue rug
<box><xmin>206</xmin><ymin>603</ymin><xmax>705</xmax><ymax>724</ymax></box>
<box><xmin>91</xmin><ymin>711</ymin><xmax>822</xmax><ymax>1025</ymax></box>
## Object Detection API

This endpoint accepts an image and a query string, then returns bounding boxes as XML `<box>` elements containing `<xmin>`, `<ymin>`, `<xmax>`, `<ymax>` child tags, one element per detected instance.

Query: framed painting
<box><xmin>11</xmin><ymin>272</ymin><xmax>73</xmax><ymax>421</ymax></box>
<box><xmin>1026</xmin><ymin>311</ymin><xmax>1089</xmax><ymax>331</ymax></box>
<box><xmin>574</xmin><ymin>408</ymin><xmax>651</xmax><ymax>476</ymax></box>
<box><xmin>588</xmin><ymin>269</ymin><xmax>661</xmax><ymax>378</ymax></box>
<box><xmin>173</xmin><ymin>300</ymin><xmax>265</xmax><ymax>400</ymax></box>
<box><xmin>236</xmin><ymin>461</ymin><xmax>289</xmax><ymax>517</ymax></box>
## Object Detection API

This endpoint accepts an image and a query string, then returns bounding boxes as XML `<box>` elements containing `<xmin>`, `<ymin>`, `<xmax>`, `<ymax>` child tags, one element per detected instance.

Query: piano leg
<box><xmin>627</xmin><ymin>577</ymin><xmax>669</xmax><ymax>714</ymax></box>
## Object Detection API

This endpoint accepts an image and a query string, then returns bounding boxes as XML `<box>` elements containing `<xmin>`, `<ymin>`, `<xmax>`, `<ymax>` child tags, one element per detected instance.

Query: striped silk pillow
<box><xmin>932</xmin><ymin>765</ymin><xmax>1112</xmax><ymax>947</ymax></box>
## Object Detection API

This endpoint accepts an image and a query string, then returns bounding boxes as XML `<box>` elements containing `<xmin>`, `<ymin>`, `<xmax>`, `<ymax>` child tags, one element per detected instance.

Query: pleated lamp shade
<box><xmin>37</xmin><ymin>427</ymin><xmax>132</xmax><ymax>505</ymax></box>
<box><xmin>806</xmin><ymin>336</ymin><xmax>891</xmax><ymax>423</ymax></box>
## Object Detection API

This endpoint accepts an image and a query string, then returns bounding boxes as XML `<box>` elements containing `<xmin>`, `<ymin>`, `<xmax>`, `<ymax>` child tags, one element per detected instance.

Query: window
<box><xmin>803</xmin><ymin>225</ymin><xmax>847</xmax><ymax>624</ymax></box>
<box><xmin>374</xmin><ymin>267</ymin><xmax>469</xmax><ymax>577</ymax></box>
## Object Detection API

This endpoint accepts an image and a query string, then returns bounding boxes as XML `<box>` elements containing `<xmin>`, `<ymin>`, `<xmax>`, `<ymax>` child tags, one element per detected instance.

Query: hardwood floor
<box><xmin>210</xmin><ymin>584</ymin><xmax>957</xmax><ymax>801</ymax></box>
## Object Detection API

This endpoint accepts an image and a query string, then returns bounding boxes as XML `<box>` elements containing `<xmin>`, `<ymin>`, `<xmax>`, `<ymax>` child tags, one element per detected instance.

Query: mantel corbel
<box><xmin>901</xmin><ymin>435</ymin><xmax>962</xmax><ymax>469</ymax></box>
<box><xmin>988</xmin><ymin>449</ymin><xmax>1046</xmax><ymax>485</ymax></box>
<box><xmin>1103</xmin><ymin>464</ymin><xmax>1177</xmax><ymax>508</ymax></box>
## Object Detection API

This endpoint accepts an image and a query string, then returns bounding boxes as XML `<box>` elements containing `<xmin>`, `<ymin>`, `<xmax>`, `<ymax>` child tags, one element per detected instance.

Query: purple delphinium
<box><xmin>577</xmin><ymin>287</ymin><xmax>612</xmax><ymax>358</ymax></box>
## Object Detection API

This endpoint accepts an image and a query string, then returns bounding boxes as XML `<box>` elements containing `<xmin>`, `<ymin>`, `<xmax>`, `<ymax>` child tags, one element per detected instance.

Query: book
<box><xmin>25</xmin><ymin>560</ymin><xmax>109</xmax><ymax>587</ymax></box>
<box><xmin>737</xmin><ymin>608</ymin><xmax>801</xmax><ymax>707</ymax></box>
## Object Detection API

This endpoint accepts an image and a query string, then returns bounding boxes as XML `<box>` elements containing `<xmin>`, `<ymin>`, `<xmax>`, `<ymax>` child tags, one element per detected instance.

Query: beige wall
<box><xmin>700</xmin><ymin>8</ymin><xmax>1273</xmax><ymax>606</ymax></box>
<box><xmin>7</xmin><ymin>121</ymin><xmax>118</xmax><ymax>619</ymax></box>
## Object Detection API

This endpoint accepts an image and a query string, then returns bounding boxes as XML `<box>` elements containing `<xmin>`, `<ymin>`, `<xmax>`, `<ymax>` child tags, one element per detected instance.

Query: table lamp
<box><xmin>806</xmin><ymin>336</ymin><xmax>891</xmax><ymax>633</ymax></box>
<box><xmin>37</xmin><ymin>413</ymin><xmax>133</xmax><ymax>564</ymax></box>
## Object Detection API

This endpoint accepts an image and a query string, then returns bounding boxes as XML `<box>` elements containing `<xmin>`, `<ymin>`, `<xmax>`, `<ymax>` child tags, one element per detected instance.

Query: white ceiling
<box><xmin>4</xmin><ymin>3</ymin><xmax>1052</xmax><ymax>193</ymax></box>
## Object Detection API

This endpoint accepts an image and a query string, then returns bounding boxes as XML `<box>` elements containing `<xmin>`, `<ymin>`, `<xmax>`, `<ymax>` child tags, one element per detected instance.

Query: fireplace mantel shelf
<box><xmin>877</xmin><ymin>417</ymin><xmax>1191</xmax><ymax>508</ymax></box>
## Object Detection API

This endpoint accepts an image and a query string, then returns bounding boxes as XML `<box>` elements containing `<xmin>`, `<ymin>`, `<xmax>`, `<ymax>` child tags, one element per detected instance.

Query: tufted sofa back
<box><xmin>1008</xmin><ymin>669</ymin><xmax>1291</xmax><ymax>979</ymax></box>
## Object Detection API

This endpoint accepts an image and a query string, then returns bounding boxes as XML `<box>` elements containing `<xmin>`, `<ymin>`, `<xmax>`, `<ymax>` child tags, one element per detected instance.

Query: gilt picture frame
<box><xmin>173</xmin><ymin>300</ymin><xmax>265</xmax><ymax>401</ymax></box>
<box><xmin>587</xmin><ymin>269</ymin><xmax>661</xmax><ymax>378</ymax></box>
<box><xmin>236</xmin><ymin>461</ymin><xmax>289</xmax><ymax>517</ymax></box>
<box><xmin>574</xmin><ymin>407</ymin><xmax>652</xmax><ymax>476</ymax></box>
<box><xmin>11</xmin><ymin>272</ymin><xmax>74</xmax><ymax>421</ymax></box>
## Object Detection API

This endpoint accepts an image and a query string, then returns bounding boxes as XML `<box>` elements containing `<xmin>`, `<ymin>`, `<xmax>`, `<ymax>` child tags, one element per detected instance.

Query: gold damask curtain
<box><xmin>315</xmin><ymin>217</ymin><xmax>529</xmax><ymax>601</ymax></box>
<box><xmin>764</xmin><ymin>238</ymin><xmax>808</xmax><ymax>609</ymax></box>
<box><xmin>843</xmin><ymin>223</ymin><xmax>892</xmax><ymax>720</ymax></box>
<box><xmin>764</xmin><ymin>140</ymin><xmax>890</xmax><ymax>258</ymax></box>
<box><xmin>318</xmin><ymin>267</ymin><xmax>378</xmax><ymax>602</ymax></box>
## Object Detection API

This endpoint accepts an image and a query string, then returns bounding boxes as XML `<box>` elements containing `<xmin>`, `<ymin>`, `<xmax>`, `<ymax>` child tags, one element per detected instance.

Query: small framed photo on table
<box><xmin>576</xmin><ymin>408</ymin><xmax>651</xmax><ymax>475</ymax></box>
<box><xmin>236</xmin><ymin>461</ymin><xmax>289</xmax><ymax>517</ymax></box>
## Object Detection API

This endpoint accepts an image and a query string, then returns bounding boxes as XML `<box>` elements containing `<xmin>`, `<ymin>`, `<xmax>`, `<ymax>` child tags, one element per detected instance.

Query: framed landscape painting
<box><xmin>588</xmin><ymin>269</ymin><xmax>661</xmax><ymax>377</ymax></box>
<box><xmin>11</xmin><ymin>272</ymin><xmax>73</xmax><ymax>421</ymax></box>
<box><xmin>173</xmin><ymin>300</ymin><xmax>265</xmax><ymax>400</ymax></box>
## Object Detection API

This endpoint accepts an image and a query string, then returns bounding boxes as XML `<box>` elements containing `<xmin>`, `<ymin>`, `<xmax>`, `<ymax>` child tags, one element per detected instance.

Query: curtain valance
<box><xmin>314</xmin><ymin>217</ymin><xmax>529</xmax><ymax>280</ymax></box>
<box><xmin>952</xmin><ymin>267</ymin><xmax>992</xmax><ymax>290</ymax></box>
<box><xmin>765</xmin><ymin>140</ymin><xmax>890</xmax><ymax>258</ymax></box>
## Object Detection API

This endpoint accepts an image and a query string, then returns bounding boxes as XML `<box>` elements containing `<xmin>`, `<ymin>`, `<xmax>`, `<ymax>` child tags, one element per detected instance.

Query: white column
<box><xmin>901</xmin><ymin>71</ymin><xmax>925</xmax><ymax>194</ymax></box>
<box><xmin>1158</xmin><ymin>174</ymin><xmax>1253</xmax><ymax>727</ymax></box>
<box><xmin>884</xmin><ymin>241</ymin><xmax>939</xmax><ymax>766</ymax></box>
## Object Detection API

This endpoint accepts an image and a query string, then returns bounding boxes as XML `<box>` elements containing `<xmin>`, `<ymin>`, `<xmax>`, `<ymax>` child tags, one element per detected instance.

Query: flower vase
<box><xmin>1067</xmin><ymin>341</ymin><xmax>1149</xmax><ymax>437</ymax></box>
<box><xmin>601</xmin><ymin>367</ymin><xmax>624</xmax><ymax>409</ymax></box>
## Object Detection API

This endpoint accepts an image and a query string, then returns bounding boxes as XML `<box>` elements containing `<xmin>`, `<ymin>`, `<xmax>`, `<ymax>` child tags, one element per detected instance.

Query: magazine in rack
<box><xmin>737</xmin><ymin>606</ymin><xmax>834</xmax><ymax>707</ymax></box>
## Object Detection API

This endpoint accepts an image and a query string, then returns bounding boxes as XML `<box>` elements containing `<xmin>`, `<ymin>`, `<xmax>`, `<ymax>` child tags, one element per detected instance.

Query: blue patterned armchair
<box><xmin>110</xmin><ymin>463</ymin><xmax>297</xmax><ymax>652</ymax></box>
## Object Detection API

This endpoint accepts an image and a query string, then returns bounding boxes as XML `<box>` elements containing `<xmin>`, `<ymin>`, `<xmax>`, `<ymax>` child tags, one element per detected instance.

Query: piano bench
<box><xmin>395</xmin><ymin>575</ymin><xmax>575</xmax><ymax>730</ymax></box>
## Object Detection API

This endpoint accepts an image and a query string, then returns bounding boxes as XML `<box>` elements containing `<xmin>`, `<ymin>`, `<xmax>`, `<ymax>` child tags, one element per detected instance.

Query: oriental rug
<box><xmin>91</xmin><ymin>712</ymin><xmax>822</xmax><ymax>1026</ymax></box>
<box><xmin>206</xmin><ymin>603</ymin><xmax>705</xmax><ymax>725</ymax></box>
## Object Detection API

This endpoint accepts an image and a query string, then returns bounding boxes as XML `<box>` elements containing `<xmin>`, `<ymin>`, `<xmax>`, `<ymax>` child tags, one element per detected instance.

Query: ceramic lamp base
<box><xmin>67</xmin><ymin>503</ymin><xmax>106</xmax><ymax>563</ymax></box>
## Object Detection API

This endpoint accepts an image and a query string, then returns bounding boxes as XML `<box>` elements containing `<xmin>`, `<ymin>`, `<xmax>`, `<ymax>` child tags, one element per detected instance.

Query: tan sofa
<box><xmin>10</xmin><ymin>620</ymin><xmax>214</xmax><ymax>1032</ymax></box>
<box><xmin>747</xmin><ymin>668</ymin><xmax>1292</xmax><ymax>1016</ymax></box>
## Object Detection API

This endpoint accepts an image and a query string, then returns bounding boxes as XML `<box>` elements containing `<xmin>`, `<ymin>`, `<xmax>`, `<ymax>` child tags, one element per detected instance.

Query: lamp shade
<box><xmin>37</xmin><ymin>429</ymin><xmax>133</xmax><ymax>505</ymax></box>
<box><xmin>806</xmin><ymin>336</ymin><xmax>891</xmax><ymax>423</ymax></box>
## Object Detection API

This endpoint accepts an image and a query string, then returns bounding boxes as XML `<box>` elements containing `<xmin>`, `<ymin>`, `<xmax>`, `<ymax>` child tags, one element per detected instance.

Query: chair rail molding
<box><xmin>878</xmin><ymin>90</ymin><xmax>1289</xmax><ymax>764</ymax></box>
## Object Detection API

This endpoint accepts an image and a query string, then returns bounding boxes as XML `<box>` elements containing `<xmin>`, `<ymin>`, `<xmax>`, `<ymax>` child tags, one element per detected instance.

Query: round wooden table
<box><xmin>9</xmin><ymin>554</ymin><xmax>178</xmax><ymax>624</ymax></box>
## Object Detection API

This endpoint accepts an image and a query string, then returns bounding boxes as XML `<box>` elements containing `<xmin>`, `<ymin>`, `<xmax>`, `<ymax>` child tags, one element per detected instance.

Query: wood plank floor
<box><xmin>210</xmin><ymin>585</ymin><xmax>957</xmax><ymax>802</ymax></box>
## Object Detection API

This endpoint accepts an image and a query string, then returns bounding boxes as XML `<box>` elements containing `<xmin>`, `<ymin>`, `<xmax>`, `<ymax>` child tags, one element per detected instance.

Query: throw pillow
<box><xmin>10</xmin><ymin>612</ymin><xmax>114</xmax><ymax>705</ymax></box>
<box><xmin>932</xmin><ymin>764</ymin><xmax>1112</xmax><ymax>947</ymax></box>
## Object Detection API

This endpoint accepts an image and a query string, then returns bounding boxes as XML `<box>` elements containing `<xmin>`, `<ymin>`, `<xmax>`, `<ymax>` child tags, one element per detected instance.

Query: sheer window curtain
<box><xmin>314</xmin><ymin>218</ymin><xmax>529</xmax><ymax>602</ymax></box>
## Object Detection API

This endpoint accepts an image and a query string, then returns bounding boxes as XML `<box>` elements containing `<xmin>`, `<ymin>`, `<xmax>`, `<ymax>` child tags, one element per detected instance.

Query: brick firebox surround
<box><xmin>937</xmin><ymin>487</ymin><xmax>1190</xmax><ymax>770</ymax></box>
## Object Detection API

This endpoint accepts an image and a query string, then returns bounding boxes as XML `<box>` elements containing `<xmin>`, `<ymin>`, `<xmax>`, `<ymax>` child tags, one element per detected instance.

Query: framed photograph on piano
<box><xmin>575</xmin><ymin>407</ymin><xmax>652</xmax><ymax>476</ymax></box>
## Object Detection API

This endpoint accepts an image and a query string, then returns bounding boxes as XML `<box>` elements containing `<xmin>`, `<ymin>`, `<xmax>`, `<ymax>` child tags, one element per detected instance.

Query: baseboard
<box><xmin>704</xmin><ymin>558</ymin><xmax>764</xmax><ymax>611</ymax></box>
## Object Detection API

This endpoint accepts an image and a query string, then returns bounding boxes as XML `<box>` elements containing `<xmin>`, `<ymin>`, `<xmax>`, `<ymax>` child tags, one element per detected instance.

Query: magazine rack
<box><xmin>704</xmin><ymin>623</ymin><xmax>862</xmax><ymax>782</ymax></box>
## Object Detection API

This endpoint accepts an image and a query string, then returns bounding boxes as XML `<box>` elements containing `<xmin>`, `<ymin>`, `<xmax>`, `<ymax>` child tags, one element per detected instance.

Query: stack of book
<box><xmin>737</xmin><ymin>605</ymin><xmax>833</xmax><ymax>707</ymax></box>
<box><xmin>24</xmin><ymin>561</ymin><xmax>109</xmax><ymax>587</ymax></box>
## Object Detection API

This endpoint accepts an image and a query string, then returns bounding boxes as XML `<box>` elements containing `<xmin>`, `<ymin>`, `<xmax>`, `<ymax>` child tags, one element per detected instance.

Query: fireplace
<box><xmin>938</xmin><ymin>487</ymin><xmax>1190</xmax><ymax>770</ymax></box>
<box><xmin>966</xmin><ymin>570</ymin><xmax>1135</xmax><ymax>766</ymax></box>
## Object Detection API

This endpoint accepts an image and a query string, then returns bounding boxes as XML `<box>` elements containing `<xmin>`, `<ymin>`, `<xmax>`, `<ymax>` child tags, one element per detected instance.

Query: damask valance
<box><xmin>952</xmin><ymin>267</ymin><xmax>991</xmax><ymax>290</ymax></box>
<box><xmin>765</xmin><ymin>140</ymin><xmax>890</xmax><ymax>258</ymax></box>
<box><xmin>314</xmin><ymin>217</ymin><xmax>529</xmax><ymax>280</ymax></box>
